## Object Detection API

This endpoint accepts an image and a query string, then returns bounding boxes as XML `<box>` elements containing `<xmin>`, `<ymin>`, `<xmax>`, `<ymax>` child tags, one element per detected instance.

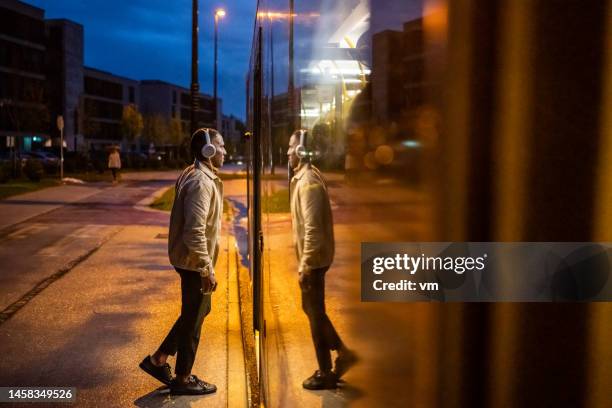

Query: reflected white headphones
<box><xmin>193</xmin><ymin>128</ymin><xmax>217</xmax><ymax>159</ymax></box>
<box><xmin>295</xmin><ymin>129</ymin><xmax>308</xmax><ymax>159</ymax></box>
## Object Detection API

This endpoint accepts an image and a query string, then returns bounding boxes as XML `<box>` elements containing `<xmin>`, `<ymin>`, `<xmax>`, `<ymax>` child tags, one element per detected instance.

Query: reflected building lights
<box><xmin>402</xmin><ymin>140</ymin><xmax>421</xmax><ymax>148</ymax></box>
<box><xmin>327</xmin><ymin>0</ymin><xmax>369</xmax><ymax>49</ymax></box>
<box><xmin>257</xmin><ymin>11</ymin><xmax>319</xmax><ymax>21</ymax></box>
<box><xmin>296</xmin><ymin>0</ymin><xmax>371</xmax><ymax>131</ymax></box>
<box><xmin>305</xmin><ymin>59</ymin><xmax>371</xmax><ymax>76</ymax></box>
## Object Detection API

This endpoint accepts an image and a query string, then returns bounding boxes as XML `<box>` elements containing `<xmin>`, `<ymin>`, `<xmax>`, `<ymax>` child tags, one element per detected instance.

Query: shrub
<box><xmin>64</xmin><ymin>157</ymin><xmax>77</xmax><ymax>173</ymax></box>
<box><xmin>146</xmin><ymin>157</ymin><xmax>162</xmax><ymax>170</ymax></box>
<box><xmin>24</xmin><ymin>159</ymin><xmax>44</xmax><ymax>182</ymax></box>
<box><xmin>44</xmin><ymin>162</ymin><xmax>58</xmax><ymax>175</ymax></box>
<box><xmin>126</xmin><ymin>155</ymin><xmax>145</xmax><ymax>169</ymax></box>
<box><xmin>164</xmin><ymin>159</ymin><xmax>180</xmax><ymax>169</ymax></box>
<box><xmin>64</xmin><ymin>153</ymin><xmax>89</xmax><ymax>173</ymax></box>
<box><xmin>173</xmin><ymin>159</ymin><xmax>187</xmax><ymax>169</ymax></box>
<box><xmin>0</xmin><ymin>162</ymin><xmax>12</xmax><ymax>183</ymax></box>
<box><xmin>92</xmin><ymin>159</ymin><xmax>106</xmax><ymax>173</ymax></box>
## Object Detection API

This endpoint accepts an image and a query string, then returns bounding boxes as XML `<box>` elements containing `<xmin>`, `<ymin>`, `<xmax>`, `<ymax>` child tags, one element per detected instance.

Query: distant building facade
<box><xmin>220</xmin><ymin>113</ymin><xmax>246</xmax><ymax>158</ymax></box>
<box><xmin>82</xmin><ymin>67</ymin><xmax>139</xmax><ymax>150</ymax></box>
<box><xmin>221</xmin><ymin>114</ymin><xmax>244</xmax><ymax>143</ymax></box>
<box><xmin>0</xmin><ymin>0</ymin><xmax>49</xmax><ymax>151</ymax></box>
<box><xmin>140</xmin><ymin>79</ymin><xmax>218</xmax><ymax>132</ymax></box>
<box><xmin>269</xmin><ymin>91</ymin><xmax>300</xmax><ymax>165</ymax></box>
<box><xmin>371</xmin><ymin>18</ymin><xmax>430</xmax><ymax>125</ymax></box>
<box><xmin>1</xmin><ymin>0</ymin><xmax>220</xmax><ymax>155</ymax></box>
<box><xmin>45</xmin><ymin>18</ymin><xmax>84</xmax><ymax>151</ymax></box>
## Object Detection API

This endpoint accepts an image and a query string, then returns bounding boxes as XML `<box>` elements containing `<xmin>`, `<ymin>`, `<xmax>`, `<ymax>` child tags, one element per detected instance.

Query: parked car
<box><xmin>30</xmin><ymin>151</ymin><xmax>60</xmax><ymax>166</ymax></box>
<box><xmin>0</xmin><ymin>151</ymin><xmax>13</xmax><ymax>162</ymax></box>
<box><xmin>19</xmin><ymin>151</ymin><xmax>60</xmax><ymax>174</ymax></box>
<box><xmin>227</xmin><ymin>155</ymin><xmax>245</xmax><ymax>165</ymax></box>
<box><xmin>120</xmin><ymin>151</ymin><xmax>148</xmax><ymax>169</ymax></box>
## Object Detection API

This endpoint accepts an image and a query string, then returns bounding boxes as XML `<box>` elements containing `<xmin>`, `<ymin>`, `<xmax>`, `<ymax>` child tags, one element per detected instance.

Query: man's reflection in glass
<box><xmin>287</xmin><ymin>130</ymin><xmax>358</xmax><ymax>390</ymax></box>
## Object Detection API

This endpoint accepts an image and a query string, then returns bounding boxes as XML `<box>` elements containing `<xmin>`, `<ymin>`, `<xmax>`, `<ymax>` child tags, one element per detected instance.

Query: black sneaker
<box><xmin>170</xmin><ymin>375</ymin><xmax>217</xmax><ymax>395</ymax></box>
<box><xmin>302</xmin><ymin>370</ymin><xmax>338</xmax><ymax>390</ymax></box>
<box><xmin>334</xmin><ymin>347</ymin><xmax>358</xmax><ymax>378</ymax></box>
<box><xmin>139</xmin><ymin>355</ymin><xmax>172</xmax><ymax>385</ymax></box>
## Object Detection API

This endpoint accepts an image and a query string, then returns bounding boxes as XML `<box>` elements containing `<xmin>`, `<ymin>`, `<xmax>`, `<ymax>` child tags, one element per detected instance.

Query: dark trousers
<box><xmin>300</xmin><ymin>267</ymin><xmax>343</xmax><ymax>372</ymax></box>
<box><xmin>111</xmin><ymin>168</ymin><xmax>118</xmax><ymax>181</ymax></box>
<box><xmin>158</xmin><ymin>268</ymin><xmax>212</xmax><ymax>375</ymax></box>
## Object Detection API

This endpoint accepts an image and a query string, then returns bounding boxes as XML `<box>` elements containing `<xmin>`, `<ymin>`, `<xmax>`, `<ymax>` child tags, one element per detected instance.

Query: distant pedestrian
<box><xmin>287</xmin><ymin>129</ymin><xmax>358</xmax><ymax>390</ymax></box>
<box><xmin>108</xmin><ymin>147</ymin><xmax>121</xmax><ymax>183</ymax></box>
<box><xmin>140</xmin><ymin>128</ymin><xmax>227</xmax><ymax>395</ymax></box>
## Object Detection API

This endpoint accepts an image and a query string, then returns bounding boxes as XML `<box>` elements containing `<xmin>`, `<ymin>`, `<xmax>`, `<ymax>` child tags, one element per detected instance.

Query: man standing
<box><xmin>140</xmin><ymin>128</ymin><xmax>226</xmax><ymax>395</ymax></box>
<box><xmin>287</xmin><ymin>130</ymin><xmax>357</xmax><ymax>390</ymax></box>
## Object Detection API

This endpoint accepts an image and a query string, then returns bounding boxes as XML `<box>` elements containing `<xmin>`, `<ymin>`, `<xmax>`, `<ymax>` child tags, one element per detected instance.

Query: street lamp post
<box><xmin>288</xmin><ymin>0</ymin><xmax>296</xmax><ymax>129</ymax></box>
<box><xmin>214</xmin><ymin>8</ymin><xmax>225</xmax><ymax>129</ymax></box>
<box><xmin>190</xmin><ymin>0</ymin><xmax>200</xmax><ymax>135</ymax></box>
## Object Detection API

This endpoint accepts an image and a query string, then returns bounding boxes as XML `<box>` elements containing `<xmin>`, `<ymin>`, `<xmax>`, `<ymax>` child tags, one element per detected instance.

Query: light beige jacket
<box><xmin>108</xmin><ymin>151</ymin><xmax>121</xmax><ymax>169</ymax></box>
<box><xmin>290</xmin><ymin>163</ymin><xmax>335</xmax><ymax>273</ymax></box>
<box><xmin>168</xmin><ymin>160</ymin><xmax>223</xmax><ymax>277</ymax></box>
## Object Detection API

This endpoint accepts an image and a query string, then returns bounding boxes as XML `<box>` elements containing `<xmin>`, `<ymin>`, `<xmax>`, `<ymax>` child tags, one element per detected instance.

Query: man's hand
<box><xmin>201</xmin><ymin>271</ymin><xmax>217</xmax><ymax>295</ymax></box>
<box><xmin>298</xmin><ymin>270</ymin><xmax>311</xmax><ymax>291</ymax></box>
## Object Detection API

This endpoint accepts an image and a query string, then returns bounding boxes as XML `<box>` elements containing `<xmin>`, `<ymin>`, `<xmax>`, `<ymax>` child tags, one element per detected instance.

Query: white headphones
<box><xmin>295</xmin><ymin>129</ymin><xmax>308</xmax><ymax>159</ymax></box>
<box><xmin>193</xmin><ymin>128</ymin><xmax>217</xmax><ymax>159</ymax></box>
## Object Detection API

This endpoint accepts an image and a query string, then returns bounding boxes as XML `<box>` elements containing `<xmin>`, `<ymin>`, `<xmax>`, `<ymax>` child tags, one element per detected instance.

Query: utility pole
<box><xmin>288</xmin><ymin>0</ymin><xmax>296</xmax><ymax>130</ymax></box>
<box><xmin>270</xmin><ymin>18</ymin><xmax>276</xmax><ymax>174</ymax></box>
<box><xmin>190</xmin><ymin>0</ymin><xmax>200</xmax><ymax>135</ymax></box>
<box><xmin>214</xmin><ymin>11</ymin><xmax>218</xmax><ymax>129</ymax></box>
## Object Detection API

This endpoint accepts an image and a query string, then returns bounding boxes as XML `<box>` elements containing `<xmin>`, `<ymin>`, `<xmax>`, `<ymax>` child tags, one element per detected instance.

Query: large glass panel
<box><xmin>247</xmin><ymin>0</ymin><xmax>612</xmax><ymax>406</ymax></box>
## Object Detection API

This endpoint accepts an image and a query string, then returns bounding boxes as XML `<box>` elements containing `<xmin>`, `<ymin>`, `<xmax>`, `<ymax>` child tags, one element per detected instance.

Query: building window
<box><xmin>84</xmin><ymin>76</ymin><xmax>123</xmax><ymax>100</ymax></box>
<box><xmin>128</xmin><ymin>86</ymin><xmax>135</xmax><ymax>103</ymax></box>
<box><xmin>84</xmin><ymin>98</ymin><xmax>123</xmax><ymax>120</ymax></box>
<box><xmin>172</xmin><ymin>91</ymin><xmax>177</xmax><ymax>104</ymax></box>
<box><xmin>172</xmin><ymin>106</ymin><xmax>176</xmax><ymax>118</ymax></box>
<box><xmin>181</xmin><ymin>92</ymin><xmax>191</xmax><ymax>106</ymax></box>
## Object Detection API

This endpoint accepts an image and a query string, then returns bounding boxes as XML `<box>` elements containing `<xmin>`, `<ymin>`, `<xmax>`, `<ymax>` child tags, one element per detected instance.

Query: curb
<box><xmin>237</xmin><ymin>247</ymin><xmax>260</xmax><ymax>408</ymax></box>
<box><xmin>133</xmin><ymin>184</ymin><xmax>174</xmax><ymax>214</ymax></box>
<box><xmin>226</xmin><ymin>200</ymin><xmax>260</xmax><ymax>408</ymax></box>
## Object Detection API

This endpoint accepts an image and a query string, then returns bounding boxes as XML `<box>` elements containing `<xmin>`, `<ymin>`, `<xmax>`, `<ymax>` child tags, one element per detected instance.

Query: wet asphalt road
<box><xmin>0</xmin><ymin>178</ymin><xmax>171</xmax><ymax>314</ymax></box>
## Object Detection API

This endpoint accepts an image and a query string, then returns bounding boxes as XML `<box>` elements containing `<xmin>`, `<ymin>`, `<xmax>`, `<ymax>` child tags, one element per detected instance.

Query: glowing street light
<box><xmin>214</xmin><ymin>8</ymin><xmax>226</xmax><ymax>128</ymax></box>
<box><xmin>190</xmin><ymin>0</ymin><xmax>199</xmax><ymax>135</ymax></box>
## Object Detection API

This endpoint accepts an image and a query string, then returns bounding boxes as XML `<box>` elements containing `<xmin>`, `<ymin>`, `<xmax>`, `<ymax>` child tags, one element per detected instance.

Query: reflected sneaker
<box><xmin>170</xmin><ymin>375</ymin><xmax>217</xmax><ymax>395</ymax></box>
<box><xmin>334</xmin><ymin>347</ymin><xmax>358</xmax><ymax>378</ymax></box>
<box><xmin>139</xmin><ymin>355</ymin><xmax>172</xmax><ymax>386</ymax></box>
<box><xmin>302</xmin><ymin>370</ymin><xmax>338</xmax><ymax>390</ymax></box>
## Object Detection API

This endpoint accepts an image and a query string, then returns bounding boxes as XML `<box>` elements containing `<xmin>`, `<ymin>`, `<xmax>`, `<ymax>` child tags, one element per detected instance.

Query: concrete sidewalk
<box><xmin>0</xmin><ymin>171</ymin><xmax>181</xmax><ymax>233</ymax></box>
<box><xmin>0</xmin><ymin>219</ymin><xmax>246</xmax><ymax>407</ymax></box>
<box><xmin>0</xmin><ymin>184</ymin><xmax>103</xmax><ymax>232</ymax></box>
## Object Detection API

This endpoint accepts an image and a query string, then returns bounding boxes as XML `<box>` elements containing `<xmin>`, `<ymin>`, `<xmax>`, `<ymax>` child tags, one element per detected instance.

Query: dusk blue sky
<box><xmin>26</xmin><ymin>0</ymin><xmax>256</xmax><ymax>120</ymax></box>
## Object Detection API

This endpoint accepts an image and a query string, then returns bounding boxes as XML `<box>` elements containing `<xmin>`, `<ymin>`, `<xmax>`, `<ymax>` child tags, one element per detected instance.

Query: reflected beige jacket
<box><xmin>290</xmin><ymin>163</ymin><xmax>335</xmax><ymax>273</ymax></box>
<box><xmin>168</xmin><ymin>160</ymin><xmax>223</xmax><ymax>277</ymax></box>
